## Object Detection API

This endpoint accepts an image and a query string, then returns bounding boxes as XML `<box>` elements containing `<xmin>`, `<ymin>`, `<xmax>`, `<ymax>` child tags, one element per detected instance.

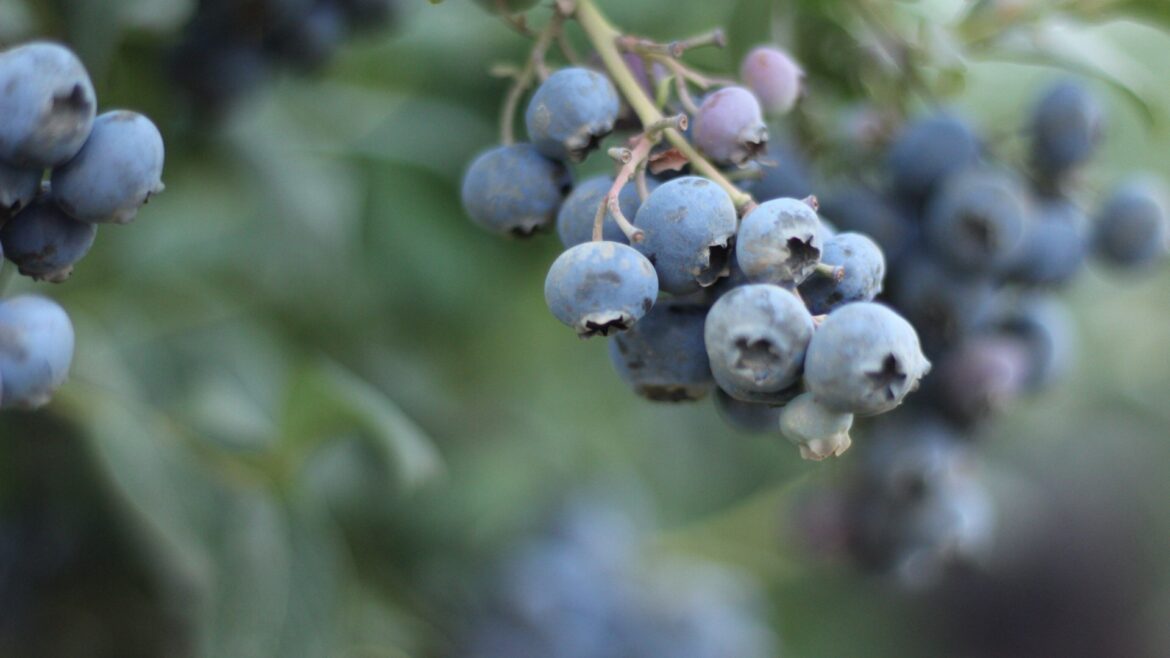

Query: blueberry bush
<box><xmin>4</xmin><ymin>0</ymin><xmax>1170</xmax><ymax>657</ymax></box>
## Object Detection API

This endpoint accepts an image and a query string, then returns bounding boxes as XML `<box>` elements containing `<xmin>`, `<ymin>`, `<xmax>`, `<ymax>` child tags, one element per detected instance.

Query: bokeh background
<box><xmin>2</xmin><ymin>0</ymin><xmax>1170</xmax><ymax>656</ymax></box>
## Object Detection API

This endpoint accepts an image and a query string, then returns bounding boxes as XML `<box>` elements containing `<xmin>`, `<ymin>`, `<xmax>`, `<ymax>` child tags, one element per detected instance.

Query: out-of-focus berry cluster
<box><xmin>0</xmin><ymin>41</ymin><xmax>166</xmax><ymax>410</ymax></box>
<box><xmin>452</xmin><ymin>495</ymin><xmax>777</xmax><ymax>658</ymax></box>
<box><xmin>169</xmin><ymin>0</ymin><xmax>400</xmax><ymax>116</ymax></box>
<box><xmin>789</xmin><ymin>78</ymin><xmax>1167</xmax><ymax>585</ymax></box>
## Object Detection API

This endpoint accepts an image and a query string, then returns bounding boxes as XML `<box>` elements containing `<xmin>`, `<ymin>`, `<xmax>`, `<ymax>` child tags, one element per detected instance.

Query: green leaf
<box><xmin>206</xmin><ymin>492</ymin><xmax>291</xmax><ymax>658</ymax></box>
<box><xmin>281</xmin><ymin>361</ymin><xmax>444</xmax><ymax>490</ymax></box>
<box><xmin>991</xmin><ymin>20</ymin><xmax>1164</xmax><ymax>126</ymax></box>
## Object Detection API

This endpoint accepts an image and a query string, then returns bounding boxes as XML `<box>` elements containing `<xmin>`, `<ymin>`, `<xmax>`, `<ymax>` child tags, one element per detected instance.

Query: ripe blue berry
<box><xmin>995</xmin><ymin>295</ymin><xmax>1075</xmax><ymax>393</ymax></box>
<box><xmin>820</xmin><ymin>185</ymin><xmax>914</xmax><ymax>263</ymax></box>
<box><xmin>925</xmin><ymin>168</ymin><xmax>1028</xmax><ymax>276</ymax></box>
<box><xmin>739</xmin><ymin>46</ymin><xmax>804</xmax><ymax>115</ymax></box>
<box><xmin>693</xmin><ymin>86</ymin><xmax>768</xmax><ymax>166</ymax></box>
<box><xmin>804</xmin><ymin>302</ymin><xmax>930</xmax><ymax>416</ymax></box>
<box><xmin>1092</xmin><ymin>179</ymin><xmax>1168</xmax><ymax>270</ymax></box>
<box><xmin>633</xmin><ymin>176</ymin><xmax>737</xmax><ymax>295</ymax></box>
<box><xmin>889</xmin><ymin>257</ymin><xmax>996</xmax><ymax>357</ymax></box>
<box><xmin>713</xmin><ymin>388</ymin><xmax>783</xmax><ymax>433</ymax></box>
<box><xmin>886</xmin><ymin>113</ymin><xmax>980</xmax><ymax>199</ymax></box>
<box><xmin>779</xmin><ymin>392</ymin><xmax>855</xmax><ymax>461</ymax></box>
<box><xmin>51</xmin><ymin>111</ymin><xmax>166</xmax><ymax>224</ymax></box>
<box><xmin>545</xmin><ymin>241</ymin><xmax>658</xmax><ymax>338</ymax></box>
<box><xmin>736</xmin><ymin>197</ymin><xmax>824</xmax><ymax>287</ymax></box>
<box><xmin>0</xmin><ymin>294</ymin><xmax>74</xmax><ymax>409</ymax></box>
<box><xmin>0</xmin><ymin>162</ymin><xmax>41</xmax><ymax>219</ymax></box>
<box><xmin>929</xmin><ymin>335</ymin><xmax>1029</xmax><ymax>426</ymax></box>
<box><xmin>1029</xmin><ymin>80</ymin><xmax>1102</xmax><ymax>181</ymax></box>
<box><xmin>461</xmin><ymin>143</ymin><xmax>570</xmax><ymax>237</ymax></box>
<box><xmin>609</xmin><ymin>299</ymin><xmax>712</xmax><ymax>402</ymax></box>
<box><xmin>265</xmin><ymin>2</ymin><xmax>348</xmax><ymax>71</ymax></box>
<box><xmin>0</xmin><ymin>42</ymin><xmax>96</xmax><ymax>168</ymax></box>
<box><xmin>799</xmin><ymin>232</ymin><xmax>886</xmax><ymax>315</ymax></box>
<box><xmin>704</xmin><ymin>284</ymin><xmax>814</xmax><ymax>400</ymax></box>
<box><xmin>556</xmin><ymin>175</ymin><xmax>656</xmax><ymax>248</ymax></box>
<box><xmin>525</xmin><ymin>67</ymin><xmax>620</xmax><ymax>162</ymax></box>
<box><xmin>0</xmin><ymin>195</ymin><xmax>96</xmax><ymax>282</ymax></box>
<box><xmin>1005</xmin><ymin>196</ymin><xmax>1087</xmax><ymax>287</ymax></box>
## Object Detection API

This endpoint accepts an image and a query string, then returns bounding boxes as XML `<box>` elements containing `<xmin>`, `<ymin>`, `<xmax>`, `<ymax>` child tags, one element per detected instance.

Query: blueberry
<box><xmin>556</xmin><ymin>175</ymin><xmax>657</xmax><ymax>248</ymax></box>
<box><xmin>461</xmin><ymin>143</ymin><xmax>571</xmax><ymax>237</ymax></box>
<box><xmin>779</xmin><ymin>392</ymin><xmax>854</xmax><ymax>461</ymax></box>
<box><xmin>264</xmin><ymin>2</ymin><xmax>348</xmax><ymax>71</ymax></box>
<box><xmin>1092</xmin><ymin>178</ymin><xmax>1168</xmax><ymax>270</ymax></box>
<box><xmin>743</xmin><ymin>140</ymin><xmax>813</xmax><ymax>201</ymax></box>
<box><xmin>168</xmin><ymin>36</ymin><xmax>269</xmax><ymax>116</ymax></box>
<box><xmin>799</xmin><ymin>232</ymin><xmax>886</xmax><ymax>315</ymax></box>
<box><xmin>845</xmin><ymin>416</ymin><xmax>993</xmax><ymax>578</ymax></box>
<box><xmin>1004</xmin><ymin>196</ymin><xmax>1088</xmax><ymax>287</ymax></box>
<box><xmin>713</xmin><ymin>388</ymin><xmax>783</xmax><ymax>434</ymax></box>
<box><xmin>0</xmin><ymin>42</ymin><xmax>96</xmax><ymax>168</ymax></box>
<box><xmin>804</xmin><ymin>302</ymin><xmax>930</xmax><ymax>416</ymax></box>
<box><xmin>525</xmin><ymin>67</ymin><xmax>620</xmax><ymax>162</ymax></box>
<box><xmin>0</xmin><ymin>294</ymin><xmax>74</xmax><ymax>409</ymax></box>
<box><xmin>609</xmin><ymin>299</ymin><xmax>711</xmax><ymax>402</ymax></box>
<box><xmin>994</xmin><ymin>295</ymin><xmax>1075</xmax><ymax>393</ymax></box>
<box><xmin>1029</xmin><ymin>79</ymin><xmax>1102</xmax><ymax>181</ymax></box>
<box><xmin>693</xmin><ymin>87</ymin><xmax>768</xmax><ymax>167</ymax></box>
<box><xmin>633</xmin><ymin>176</ymin><xmax>737</xmax><ymax>295</ymax></box>
<box><xmin>859</xmin><ymin>415</ymin><xmax>969</xmax><ymax>499</ymax></box>
<box><xmin>544</xmin><ymin>241</ymin><xmax>658</xmax><ymax>338</ymax></box>
<box><xmin>0</xmin><ymin>194</ymin><xmax>96</xmax><ymax>282</ymax></box>
<box><xmin>886</xmin><ymin>113</ymin><xmax>980</xmax><ymax>199</ymax></box>
<box><xmin>739</xmin><ymin>46</ymin><xmax>804</xmax><ymax>115</ymax></box>
<box><xmin>925</xmin><ymin>168</ymin><xmax>1028</xmax><ymax>276</ymax></box>
<box><xmin>819</xmin><ymin>185</ymin><xmax>914</xmax><ymax>263</ymax></box>
<box><xmin>51</xmin><ymin>111</ymin><xmax>166</xmax><ymax>224</ymax></box>
<box><xmin>705</xmin><ymin>284</ymin><xmax>814</xmax><ymax>400</ymax></box>
<box><xmin>927</xmin><ymin>335</ymin><xmax>1030</xmax><ymax>427</ymax></box>
<box><xmin>0</xmin><ymin>162</ymin><xmax>41</xmax><ymax>219</ymax></box>
<box><xmin>736</xmin><ymin>197</ymin><xmax>824</xmax><ymax>287</ymax></box>
<box><xmin>888</xmin><ymin>257</ymin><xmax>996</xmax><ymax>357</ymax></box>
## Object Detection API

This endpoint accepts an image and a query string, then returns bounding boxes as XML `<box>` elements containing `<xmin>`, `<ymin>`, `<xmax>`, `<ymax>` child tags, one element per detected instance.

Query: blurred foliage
<box><xmin>1</xmin><ymin>0</ymin><xmax>1170</xmax><ymax>656</ymax></box>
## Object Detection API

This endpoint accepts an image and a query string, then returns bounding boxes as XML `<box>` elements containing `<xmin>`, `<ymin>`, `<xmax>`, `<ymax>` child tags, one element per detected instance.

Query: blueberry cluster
<box><xmin>462</xmin><ymin>41</ymin><xmax>929</xmax><ymax>460</ymax></box>
<box><xmin>170</xmin><ymin>0</ymin><xmax>400</xmax><ymax>115</ymax></box>
<box><xmin>454</xmin><ymin>497</ymin><xmax>776</xmax><ymax>658</ymax></box>
<box><xmin>788</xmin><ymin>79</ymin><xmax>1168</xmax><ymax>583</ymax></box>
<box><xmin>0</xmin><ymin>41</ymin><xmax>166</xmax><ymax>409</ymax></box>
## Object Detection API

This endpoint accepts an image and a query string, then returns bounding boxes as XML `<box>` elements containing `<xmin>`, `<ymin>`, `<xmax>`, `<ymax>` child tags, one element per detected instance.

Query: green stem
<box><xmin>573</xmin><ymin>0</ymin><xmax>755</xmax><ymax>214</ymax></box>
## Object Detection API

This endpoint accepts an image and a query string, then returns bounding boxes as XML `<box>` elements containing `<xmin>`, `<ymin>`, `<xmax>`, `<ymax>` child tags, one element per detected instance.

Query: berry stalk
<box><xmin>572</xmin><ymin>0</ymin><xmax>755</xmax><ymax>214</ymax></box>
<box><xmin>500</xmin><ymin>11</ymin><xmax>564</xmax><ymax>145</ymax></box>
<box><xmin>592</xmin><ymin>135</ymin><xmax>652</xmax><ymax>242</ymax></box>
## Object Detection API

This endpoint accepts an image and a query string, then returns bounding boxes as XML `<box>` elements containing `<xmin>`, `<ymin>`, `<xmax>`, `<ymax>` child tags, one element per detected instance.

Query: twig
<box><xmin>499</xmin><ymin>12</ymin><xmax>564</xmax><ymax>144</ymax></box>
<box><xmin>593</xmin><ymin>136</ymin><xmax>653</xmax><ymax>242</ymax></box>
<box><xmin>574</xmin><ymin>0</ymin><xmax>755</xmax><ymax>214</ymax></box>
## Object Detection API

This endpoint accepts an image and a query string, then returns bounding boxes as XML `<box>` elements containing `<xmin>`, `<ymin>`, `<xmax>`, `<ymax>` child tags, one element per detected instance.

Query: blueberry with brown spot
<box><xmin>0</xmin><ymin>194</ymin><xmax>96</xmax><ymax>282</ymax></box>
<box><xmin>633</xmin><ymin>176</ymin><xmax>737</xmax><ymax>295</ymax></box>
<box><xmin>544</xmin><ymin>241</ymin><xmax>658</xmax><ymax>338</ymax></box>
